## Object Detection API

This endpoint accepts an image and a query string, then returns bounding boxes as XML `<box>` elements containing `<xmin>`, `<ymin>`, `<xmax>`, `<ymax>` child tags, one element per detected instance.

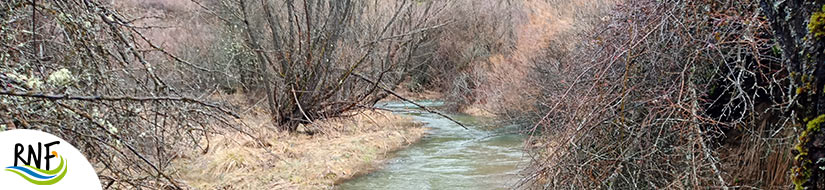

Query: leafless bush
<box><xmin>196</xmin><ymin>0</ymin><xmax>454</xmax><ymax>131</ymax></box>
<box><xmin>521</xmin><ymin>0</ymin><xmax>792</xmax><ymax>189</ymax></box>
<box><xmin>404</xmin><ymin>0</ymin><xmax>519</xmax><ymax>110</ymax></box>
<box><xmin>0</xmin><ymin>0</ymin><xmax>245</xmax><ymax>188</ymax></box>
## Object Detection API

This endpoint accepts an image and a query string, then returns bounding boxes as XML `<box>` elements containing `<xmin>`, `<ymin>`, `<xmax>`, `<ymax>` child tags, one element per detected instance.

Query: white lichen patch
<box><xmin>47</xmin><ymin>68</ymin><xmax>74</xmax><ymax>86</ymax></box>
<box><xmin>25</xmin><ymin>78</ymin><xmax>43</xmax><ymax>90</ymax></box>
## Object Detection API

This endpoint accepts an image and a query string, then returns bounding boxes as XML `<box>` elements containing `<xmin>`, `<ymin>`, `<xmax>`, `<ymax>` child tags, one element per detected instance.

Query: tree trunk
<box><xmin>761</xmin><ymin>1</ymin><xmax>825</xmax><ymax>189</ymax></box>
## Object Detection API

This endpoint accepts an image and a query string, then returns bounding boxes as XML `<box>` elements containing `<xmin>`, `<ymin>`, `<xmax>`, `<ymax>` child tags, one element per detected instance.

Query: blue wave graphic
<box><xmin>4</xmin><ymin>166</ymin><xmax>58</xmax><ymax>180</ymax></box>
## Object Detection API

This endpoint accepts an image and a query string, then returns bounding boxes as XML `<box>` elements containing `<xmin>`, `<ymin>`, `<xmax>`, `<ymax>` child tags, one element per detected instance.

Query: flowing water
<box><xmin>338</xmin><ymin>101</ymin><xmax>528</xmax><ymax>190</ymax></box>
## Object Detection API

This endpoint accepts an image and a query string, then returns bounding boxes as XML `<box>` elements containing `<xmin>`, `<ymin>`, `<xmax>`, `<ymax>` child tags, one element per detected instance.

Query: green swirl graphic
<box><xmin>5</xmin><ymin>156</ymin><xmax>68</xmax><ymax>185</ymax></box>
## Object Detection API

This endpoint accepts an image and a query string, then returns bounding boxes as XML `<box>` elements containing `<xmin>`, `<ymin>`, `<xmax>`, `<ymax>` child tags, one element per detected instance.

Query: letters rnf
<box><xmin>13</xmin><ymin>141</ymin><xmax>60</xmax><ymax>170</ymax></box>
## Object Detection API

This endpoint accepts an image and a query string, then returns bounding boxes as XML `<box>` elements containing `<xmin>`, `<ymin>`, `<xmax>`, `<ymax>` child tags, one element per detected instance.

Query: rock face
<box><xmin>762</xmin><ymin>1</ymin><xmax>825</xmax><ymax>189</ymax></box>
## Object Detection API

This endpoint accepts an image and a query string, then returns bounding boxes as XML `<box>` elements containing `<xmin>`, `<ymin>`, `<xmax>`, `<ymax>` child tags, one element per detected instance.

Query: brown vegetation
<box><xmin>401</xmin><ymin>0</ymin><xmax>520</xmax><ymax>112</ymax></box>
<box><xmin>477</xmin><ymin>0</ymin><xmax>615</xmax><ymax>121</ymax></box>
<box><xmin>0</xmin><ymin>1</ymin><xmax>241</xmax><ymax>188</ymax></box>
<box><xmin>5</xmin><ymin>0</ymin><xmax>822</xmax><ymax>189</ymax></box>
<box><xmin>172</xmin><ymin>104</ymin><xmax>426</xmax><ymax>189</ymax></box>
<box><xmin>203</xmin><ymin>0</ymin><xmax>451</xmax><ymax>132</ymax></box>
<box><xmin>0</xmin><ymin>0</ymin><xmax>440</xmax><ymax>188</ymax></box>
<box><xmin>512</xmin><ymin>0</ymin><xmax>794</xmax><ymax>189</ymax></box>
<box><xmin>0</xmin><ymin>0</ymin><xmax>504</xmax><ymax>188</ymax></box>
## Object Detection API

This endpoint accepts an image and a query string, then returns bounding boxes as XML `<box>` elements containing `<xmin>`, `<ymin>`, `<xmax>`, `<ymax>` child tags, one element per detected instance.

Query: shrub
<box><xmin>0</xmin><ymin>1</ymin><xmax>241</xmax><ymax>188</ymax></box>
<box><xmin>521</xmin><ymin>0</ymin><xmax>792</xmax><ymax>189</ymax></box>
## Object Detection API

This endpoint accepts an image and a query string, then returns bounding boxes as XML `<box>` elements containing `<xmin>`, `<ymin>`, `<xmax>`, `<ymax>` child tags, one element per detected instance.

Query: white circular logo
<box><xmin>0</xmin><ymin>129</ymin><xmax>101</xmax><ymax>189</ymax></box>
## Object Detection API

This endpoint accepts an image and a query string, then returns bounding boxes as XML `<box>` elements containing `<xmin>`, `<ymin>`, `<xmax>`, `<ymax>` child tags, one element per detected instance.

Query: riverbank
<box><xmin>171</xmin><ymin>108</ymin><xmax>427</xmax><ymax>189</ymax></box>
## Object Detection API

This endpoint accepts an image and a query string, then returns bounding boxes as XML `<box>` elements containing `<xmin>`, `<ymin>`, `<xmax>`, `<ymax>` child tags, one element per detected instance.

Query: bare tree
<box><xmin>207</xmin><ymin>0</ymin><xmax>450</xmax><ymax>131</ymax></box>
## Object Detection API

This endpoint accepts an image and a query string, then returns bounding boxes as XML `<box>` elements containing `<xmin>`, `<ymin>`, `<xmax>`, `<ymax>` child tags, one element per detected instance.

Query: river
<box><xmin>337</xmin><ymin>101</ymin><xmax>528</xmax><ymax>190</ymax></box>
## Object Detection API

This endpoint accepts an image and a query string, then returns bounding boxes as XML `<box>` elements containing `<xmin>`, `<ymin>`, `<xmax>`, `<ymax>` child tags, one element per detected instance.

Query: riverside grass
<box><xmin>170</xmin><ymin>108</ymin><xmax>427</xmax><ymax>189</ymax></box>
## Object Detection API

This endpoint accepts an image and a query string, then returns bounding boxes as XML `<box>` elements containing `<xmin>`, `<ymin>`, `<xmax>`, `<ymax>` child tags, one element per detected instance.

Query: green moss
<box><xmin>811</xmin><ymin>5</ymin><xmax>825</xmax><ymax>38</ymax></box>
<box><xmin>794</xmin><ymin>114</ymin><xmax>825</xmax><ymax>189</ymax></box>
<box><xmin>806</xmin><ymin>114</ymin><xmax>825</xmax><ymax>132</ymax></box>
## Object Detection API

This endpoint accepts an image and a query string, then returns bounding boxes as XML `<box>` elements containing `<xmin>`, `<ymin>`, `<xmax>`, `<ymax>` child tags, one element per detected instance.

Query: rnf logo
<box><xmin>0</xmin><ymin>130</ymin><xmax>101</xmax><ymax>189</ymax></box>
<box><xmin>5</xmin><ymin>140</ymin><xmax>67</xmax><ymax>185</ymax></box>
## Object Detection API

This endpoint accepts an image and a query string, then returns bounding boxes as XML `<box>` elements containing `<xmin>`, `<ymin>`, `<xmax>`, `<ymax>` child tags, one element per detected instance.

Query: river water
<box><xmin>338</xmin><ymin>101</ymin><xmax>528</xmax><ymax>190</ymax></box>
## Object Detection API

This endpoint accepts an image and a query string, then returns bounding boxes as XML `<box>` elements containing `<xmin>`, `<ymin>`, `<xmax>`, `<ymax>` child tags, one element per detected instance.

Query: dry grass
<box><xmin>717</xmin><ymin>106</ymin><xmax>793</xmax><ymax>188</ymax></box>
<box><xmin>170</xmin><ymin>106</ymin><xmax>427</xmax><ymax>189</ymax></box>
